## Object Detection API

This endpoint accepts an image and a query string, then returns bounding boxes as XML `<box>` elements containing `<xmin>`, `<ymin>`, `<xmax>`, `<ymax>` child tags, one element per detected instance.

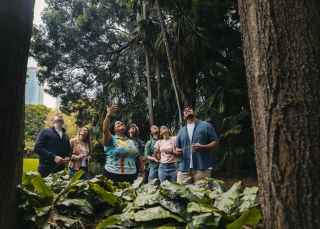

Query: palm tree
<box><xmin>142</xmin><ymin>0</ymin><xmax>154</xmax><ymax>126</ymax></box>
<box><xmin>154</xmin><ymin>0</ymin><xmax>183</xmax><ymax>125</ymax></box>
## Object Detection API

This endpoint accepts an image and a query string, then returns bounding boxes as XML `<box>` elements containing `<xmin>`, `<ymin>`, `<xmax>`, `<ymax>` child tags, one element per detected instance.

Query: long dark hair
<box><xmin>77</xmin><ymin>127</ymin><xmax>91</xmax><ymax>144</ymax></box>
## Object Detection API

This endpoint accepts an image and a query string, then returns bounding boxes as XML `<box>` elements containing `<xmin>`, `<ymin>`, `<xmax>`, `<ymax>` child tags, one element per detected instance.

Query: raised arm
<box><xmin>102</xmin><ymin>103</ymin><xmax>118</xmax><ymax>145</ymax></box>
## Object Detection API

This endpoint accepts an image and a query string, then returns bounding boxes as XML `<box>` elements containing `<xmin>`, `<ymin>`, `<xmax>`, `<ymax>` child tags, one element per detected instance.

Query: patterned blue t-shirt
<box><xmin>104</xmin><ymin>135</ymin><xmax>140</xmax><ymax>175</ymax></box>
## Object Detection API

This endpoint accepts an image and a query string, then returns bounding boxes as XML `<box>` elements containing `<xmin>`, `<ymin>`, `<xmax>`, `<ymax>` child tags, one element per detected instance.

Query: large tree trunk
<box><xmin>0</xmin><ymin>0</ymin><xmax>35</xmax><ymax>228</ymax></box>
<box><xmin>155</xmin><ymin>0</ymin><xmax>183</xmax><ymax>126</ymax></box>
<box><xmin>143</xmin><ymin>0</ymin><xmax>154</xmax><ymax>127</ymax></box>
<box><xmin>155</xmin><ymin>59</ymin><xmax>163</xmax><ymax>103</ymax></box>
<box><xmin>238</xmin><ymin>0</ymin><xmax>320</xmax><ymax>228</ymax></box>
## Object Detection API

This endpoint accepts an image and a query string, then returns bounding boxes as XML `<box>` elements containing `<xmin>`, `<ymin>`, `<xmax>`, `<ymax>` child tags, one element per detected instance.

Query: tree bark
<box><xmin>155</xmin><ymin>0</ymin><xmax>183</xmax><ymax>126</ymax></box>
<box><xmin>155</xmin><ymin>59</ymin><xmax>163</xmax><ymax>103</ymax></box>
<box><xmin>238</xmin><ymin>0</ymin><xmax>320</xmax><ymax>228</ymax></box>
<box><xmin>143</xmin><ymin>0</ymin><xmax>154</xmax><ymax>126</ymax></box>
<box><xmin>0</xmin><ymin>0</ymin><xmax>35</xmax><ymax>228</ymax></box>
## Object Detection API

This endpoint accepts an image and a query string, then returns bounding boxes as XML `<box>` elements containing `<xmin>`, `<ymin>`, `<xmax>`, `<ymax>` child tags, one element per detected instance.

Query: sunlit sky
<box><xmin>33</xmin><ymin>0</ymin><xmax>45</xmax><ymax>25</ymax></box>
<box><xmin>28</xmin><ymin>0</ymin><xmax>45</xmax><ymax>67</ymax></box>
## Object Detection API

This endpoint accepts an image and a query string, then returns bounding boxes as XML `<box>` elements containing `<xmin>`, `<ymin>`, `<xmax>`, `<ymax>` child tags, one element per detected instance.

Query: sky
<box><xmin>34</xmin><ymin>0</ymin><xmax>45</xmax><ymax>26</ymax></box>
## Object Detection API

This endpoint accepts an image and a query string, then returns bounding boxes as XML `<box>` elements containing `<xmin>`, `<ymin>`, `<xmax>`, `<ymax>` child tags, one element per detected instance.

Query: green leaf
<box><xmin>34</xmin><ymin>206</ymin><xmax>52</xmax><ymax>217</ymax></box>
<box><xmin>133</xmin><ymin>191</ymin><xmax>187</xmax><ymax>218</ymax></box>
<box><xmin>238</xmin><ymin>187</ymin><xmax>259</xmax><ymax>212</ymax></box>
<box><xmin>213</xmin><ymin>181</ymin><xmax>241</xmax><ymax>214</ymax></box>
<box><xmin>187</xmin><ymin>202</ymin><xmax>214</xmax><ymax>214</ymax></box>
<box><xmin>70</xmin><ymin>169</ymin><xmax>85</xmax><ymax>184</ymax></box>
<box><xmin>134</xmin><ymin>206</ymin><xmax>186</xmax><ymax>223</ymax></box>
<box><xmin>226</xmin><ymin>207</ymin><xmax>261</xmax><ymax>229</ymax></box>
<box><xmin>22</xmin><ymin>171</ymin><xmax>40</xmax><ymax>186</ymax></box>
<box><xmin>190</xmin><ymin>212</ymin><xmax>222</xmax><ymax>229</ymax></box>
<box><xmin>132</xmin><ymin>176</ymin><xmax>144</xmax><ymax>189</ymax></box>
<box><xmin>54</xmin><ymin>215</ymin><xmax>82</xmax><ymax>228</ymax></box>
<box><xmin>89</xmin><ymin>183</ymin><xmax>119</xmax><ymax>207</ymax></box>
<box><xmin>57</xmin><ymin>199</ymin><xmax>94</xmax><ymax>215</ymax></box>
<box><xmin>160</xmin><ymin>181</ymin><xmax>201</xmax><ymax>202</ymax></box>
<box><xmin>96</xmin><ymin>216</ymin><xmax>120</xmax><ymax>229</ymax></box>
<box><xmin>31</xmin><ymin>175</ymin><xmax>53</xmax><ymax>200</ymax></box>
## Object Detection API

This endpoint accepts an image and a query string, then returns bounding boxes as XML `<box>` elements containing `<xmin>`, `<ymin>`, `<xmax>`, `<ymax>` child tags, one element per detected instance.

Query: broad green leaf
<box><xmin>70</xmin><ymin>169</ymin><xmax>85</xmax><ymax>184</ymax></box>
<box><xmin>187</xmin><ymin>202</ymin><xmax>214</xmax><ymax>214</ymax></box>
<box><xmin>238</xmin><ymin>187</ymin><xmax>259</xmax><ymax>212</ymax></box>
<box><xmin>133</xmin><ymin>191</ymin><xmax>187</xmax><ymax>218</ymax></box>
<box><xmin>194</xmin><ymin>178</ymin><xmax>225</xmax><ymax>193</ymax></box>
<box><xmin>132</xmin><ymin>176</ymin><xmax>144</xmax><ymax>189</ymax></box>
<box><xmin>160</xmin><ymin>181</ymin><xmax>200</xmax><ymax>202</ymax></box>
<box><xmin>190</xmin><ymin>212</ymin><xmax>222</xmax><ymax>229</ymax></box>
<box><xmin>89</xmin><ymin>183</ymin><xmax>119</xmax><ymax>207</ymax></box>
<box><xmin>96</xmin><ymin>216</ymin><xmax>120</xmax><ymax>229</ymax></box>
<box><xmin>134</xmin><ymin>206</ymin><xmax>186</xmax><ymax>223</ymax></box>
<box><xmin>226</xmin><ymin>207</ymin><xmax>261</xmax><ymax>229</ymax></box>
<box><xmin>89</xmin><ymin>175</ymin><xmax>115</xmax><ymax>192</ymax></box>
<box><xmin>22</xmin><ymin>171</ymin><xmax>39</xmax><ymax>186</ymax></box>
<box><xmin>31</xmin><ymin>175</ymin><xmax>53</xmax><ymax>200</ymax></box>
<box><xmin>34</xmin><ymin>206</ymin><xmax>52</xmax><ymax>217</ymax></box>
<box><xmin>213</xmin><ymin>181</ymin><xmax>242</xmax><ymax>214</ymax></box>
<box><xmin>54</xmin><ymin>215</ymin><xmax>82</xmax><ymax>229</ymax></box>
<box><xmin>57</xmin><ymin>198</ymin><xmax>94</xmax><ymax>215</ymax></box>
<box><xmin>157</xmin><ymin>227</ymin><xmax>176</xmax><ymax>229</ymax></box>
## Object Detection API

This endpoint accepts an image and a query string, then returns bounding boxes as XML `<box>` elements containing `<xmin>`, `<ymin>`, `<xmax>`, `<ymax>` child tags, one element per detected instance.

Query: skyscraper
<box><xmin>25</xmin><ymin>67</ymin><xmax>44</xmax><ymax>104</ymax></box>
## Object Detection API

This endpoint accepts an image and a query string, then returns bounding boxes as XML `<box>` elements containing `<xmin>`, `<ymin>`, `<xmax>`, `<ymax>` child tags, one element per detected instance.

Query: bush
<box><xmin>18</xmin><ymin>171</ymin><xmax>261</xmax><ymax>228</ymax></box>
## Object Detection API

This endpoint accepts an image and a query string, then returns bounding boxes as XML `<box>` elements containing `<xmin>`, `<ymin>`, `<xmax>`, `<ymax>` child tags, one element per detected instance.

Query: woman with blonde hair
<box><xmin>68</xmin><ymin>127</ymin><xmax>92</xmax><ymax>180</ymax></box>
<box><xmin>154</xmin><ymin>126</ymin><xmax>179</xmax><ymax>182</ymax></box>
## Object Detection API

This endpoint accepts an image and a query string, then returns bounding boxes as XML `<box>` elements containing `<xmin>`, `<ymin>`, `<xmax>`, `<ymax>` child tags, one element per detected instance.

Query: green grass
<box><xmin>23</xmin><ymin>158</ymin><xmax>39</xmax><ymax>173</ymax></box>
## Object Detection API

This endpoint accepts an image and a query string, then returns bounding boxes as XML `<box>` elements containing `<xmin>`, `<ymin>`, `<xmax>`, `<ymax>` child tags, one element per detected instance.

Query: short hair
<box><xmin>110</xmin><ymin>120</ymin><xmax>127</xmax><ymax>136</ymax></box>
<box><xmin>150</xmin><ymin>125</ymin><xmax>159</xmax><ymax>131</ymax></box>
<box><xmin>129</xmin><ymin>123</ymin><xmax>139</xmax><ymax>134</ymax></box>
<box><xmin>52</xmin><ymin>113</ymin><xmax>64</xmax><ymax>123</ymax></box>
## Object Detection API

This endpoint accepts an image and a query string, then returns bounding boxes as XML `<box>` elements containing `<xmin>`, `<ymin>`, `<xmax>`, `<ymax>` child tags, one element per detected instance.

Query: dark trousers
<box><xmin>103</xmin><ymin>169</ymin><xmax>136</xmax><ymax>183</ymax></box>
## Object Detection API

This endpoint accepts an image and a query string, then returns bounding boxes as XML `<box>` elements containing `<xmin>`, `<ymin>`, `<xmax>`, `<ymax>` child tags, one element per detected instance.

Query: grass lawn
<box><xmin>23</xmin><ymin>158</ymin><xmax>39</xmax><ymax>173</ymax></box>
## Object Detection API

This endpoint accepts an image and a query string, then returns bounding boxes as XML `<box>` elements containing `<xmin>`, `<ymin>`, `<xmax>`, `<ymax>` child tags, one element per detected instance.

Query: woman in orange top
<box><xmin>68</xmin><ymin>127</ymin><xmax>92</xmax><ymax>180</ymax></box>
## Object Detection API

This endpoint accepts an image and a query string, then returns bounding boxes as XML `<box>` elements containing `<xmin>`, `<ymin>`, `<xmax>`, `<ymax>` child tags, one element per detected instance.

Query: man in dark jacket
<box><xmin>34</xmin><ymin>113</ymin><xmax>72</xmax><ymax>177</ymax></box>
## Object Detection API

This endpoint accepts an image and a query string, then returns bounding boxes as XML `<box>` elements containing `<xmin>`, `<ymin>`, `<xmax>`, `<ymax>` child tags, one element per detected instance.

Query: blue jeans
<box><xmin>148</xmin><ymin>167</ymin><xmax>159</xmax><ymax>182</ymax></box>
<box><xmin>68</xmin><ymin>167</ymin><xmax>90</xmax><ymax>180</ymax></box>
<box><xmin>159</xmin><ymin>163</ymin><xmax>177</xmax><ymax>182</ymax></box>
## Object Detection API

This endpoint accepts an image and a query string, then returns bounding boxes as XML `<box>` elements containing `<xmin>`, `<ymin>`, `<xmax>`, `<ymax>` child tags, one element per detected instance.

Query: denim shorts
<box><xmin>159</xmin><ymin>163</ymin><xmax>177</xmax><ymax>182</ymax></box>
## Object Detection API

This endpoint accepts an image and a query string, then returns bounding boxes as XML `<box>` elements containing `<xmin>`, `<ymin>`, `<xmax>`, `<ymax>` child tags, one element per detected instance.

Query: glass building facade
<box><xmin>25</xmin><ymin>67</ymin><xmax>44</xmax><ymax>104</ymax></box>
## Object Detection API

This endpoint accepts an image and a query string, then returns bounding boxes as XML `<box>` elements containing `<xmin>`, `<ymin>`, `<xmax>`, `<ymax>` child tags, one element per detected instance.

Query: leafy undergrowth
<box><xmin>18</xmin><ymin>170</ymin><xmax>261</xmax><ymax>229</ymax></box>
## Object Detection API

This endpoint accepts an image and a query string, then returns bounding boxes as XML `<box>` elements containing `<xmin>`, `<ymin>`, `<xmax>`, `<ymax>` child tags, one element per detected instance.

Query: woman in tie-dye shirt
<box><xmin>102</xmin><ymin>103</ymin><xmax>145</xmax><ymax>183</ymax></box>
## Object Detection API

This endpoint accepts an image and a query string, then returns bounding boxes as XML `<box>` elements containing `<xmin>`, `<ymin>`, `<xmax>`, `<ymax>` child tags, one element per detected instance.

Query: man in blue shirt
<box><xmin>176</xmin><ymin>107</ymin><xmax>219</xmax><ymax>184</ymax></box>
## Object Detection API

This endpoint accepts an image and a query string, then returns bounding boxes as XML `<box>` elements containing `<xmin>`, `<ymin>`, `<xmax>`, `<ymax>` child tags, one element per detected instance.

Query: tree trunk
<box><xmin>0</xmin><ymin>0</ymin><xmax>35</xmax><ymax>228</ymax></box>
<box><xmin>155</xmin><ymin>59</ymin><xmax>163</xmax><ymax>103</ymax></box>
<box><xmin>238</xmin><ymin>1</ymin><xmax>320</xmax><ymax>228</ymax></box>
<box><xmin>143</xmin><ymin>0</ymin><xmax>154</xmax><ymax>127</ymax></box>
<box><xmin>155</xmin><ymin>0</ymin><xmax>183</xmax><ymax>126</ymax></box>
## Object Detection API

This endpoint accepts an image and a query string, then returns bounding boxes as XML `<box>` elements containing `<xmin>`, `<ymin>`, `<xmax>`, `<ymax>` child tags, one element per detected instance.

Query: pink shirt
<box><xmin>154</xmin><ymin>136</ymin><xmax>177</xmax><ymax>163</ymax></box>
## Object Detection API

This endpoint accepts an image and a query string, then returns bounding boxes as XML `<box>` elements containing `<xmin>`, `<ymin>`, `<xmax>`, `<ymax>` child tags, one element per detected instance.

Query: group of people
<box><xmin>34</xmin><ymin>104</ymin><xmax>219</xmax><ymax>185</ymax></box>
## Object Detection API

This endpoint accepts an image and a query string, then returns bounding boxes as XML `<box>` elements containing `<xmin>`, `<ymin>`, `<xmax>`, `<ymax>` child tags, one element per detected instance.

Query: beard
<box><xmin>185</xmin><ymin>113</ymin><xmax>196</xmax><ymax>120</ymax></box>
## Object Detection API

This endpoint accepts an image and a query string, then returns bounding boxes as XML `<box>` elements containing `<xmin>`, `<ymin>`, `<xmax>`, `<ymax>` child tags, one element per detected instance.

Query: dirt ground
<box><xmin>214</xmin><ymin>172</ymin><xmax>258</xmax><ymax>189</ymax></box>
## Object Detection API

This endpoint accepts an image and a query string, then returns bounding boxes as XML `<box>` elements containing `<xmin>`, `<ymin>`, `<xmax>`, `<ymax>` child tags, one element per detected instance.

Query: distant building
<box><xmin>25</xmin><ymin>67</ymin><xmax>44</xmax><ymax>104</ymax></box>
<box><xmin>25</xmin><ymin>66</ymin><xmax>60</xmax><ymax>108</ymax></box>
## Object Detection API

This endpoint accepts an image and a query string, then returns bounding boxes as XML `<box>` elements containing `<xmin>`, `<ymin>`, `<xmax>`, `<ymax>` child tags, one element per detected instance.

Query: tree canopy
<box><xmin>31</xmin><ymin>0</ymin><xmax>254</xmax><ymax>173</ymax></box>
